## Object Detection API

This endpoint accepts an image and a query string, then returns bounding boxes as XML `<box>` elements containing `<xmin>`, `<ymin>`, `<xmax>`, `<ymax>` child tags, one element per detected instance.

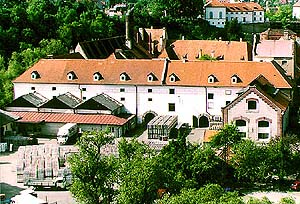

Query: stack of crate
<box><xmin>16</xmin><ymin>144</ymin><xmax>78</xmax><ymax>185</ymax></box>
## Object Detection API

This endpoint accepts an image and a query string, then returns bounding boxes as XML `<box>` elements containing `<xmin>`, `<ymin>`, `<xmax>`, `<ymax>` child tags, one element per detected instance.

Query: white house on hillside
<box><xmin>10</xmin><ymin>55</ymin><xmax>293</xmax><ymax>141</ymax></box>
<box><xmin>293</xmin><ymin>1</ymin><xmax>300</xmax><ymax>19</ymax></box>
<box><xmin>205</xmin><ymin>1</ymin><xmax>264</xmax><ymax>28</ymax></box>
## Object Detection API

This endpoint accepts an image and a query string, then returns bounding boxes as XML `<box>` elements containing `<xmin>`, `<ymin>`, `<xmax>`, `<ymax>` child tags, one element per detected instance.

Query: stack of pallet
<box><xmin>16</xmin><ymin>144</ymin><xmax>78</xmax><ymax>185</ymax></box>
<box><xmin>147</xmin><ymin>115</ymin><xmax>178</xmax><ymax>140</ymax></box>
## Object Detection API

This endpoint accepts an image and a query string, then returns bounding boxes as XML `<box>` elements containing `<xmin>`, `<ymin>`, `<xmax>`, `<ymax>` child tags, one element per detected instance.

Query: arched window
<box><xmin>199</xmin><ymin>116</ymin><xmax>209</xmax><ymax>128</ymax></box>
<box><xmin>219</xmin><ymin>11</ymin><xmax>223</xmax><ymax>18</ymax></box>
<box><xmin>148</xmin><ymin>75</ymin><xmax>153</xmax><ymax>82</ymax></box>
<box><xmin>209</xmin><ymin>11</ymin><xmax>213</xmax><ymax>19</ymax></box>
<box><xmin>93</xmin><ymin>72</ymin><xmax>103</xmax><ymax>81</ymax></box>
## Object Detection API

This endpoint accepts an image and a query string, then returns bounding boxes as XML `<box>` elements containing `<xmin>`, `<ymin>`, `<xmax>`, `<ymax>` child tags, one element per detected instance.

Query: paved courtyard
<box><xmin>0</xmin><ymin>138</ymin><xmax>76</xmax><ymax>204</ymax></box>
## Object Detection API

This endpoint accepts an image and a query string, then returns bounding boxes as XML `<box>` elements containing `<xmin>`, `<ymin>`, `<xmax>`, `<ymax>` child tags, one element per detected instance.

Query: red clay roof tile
<box><xmin>10</xmin><ymin>111</ymin><xmax>129</xmax><ymax>126</ymax></box>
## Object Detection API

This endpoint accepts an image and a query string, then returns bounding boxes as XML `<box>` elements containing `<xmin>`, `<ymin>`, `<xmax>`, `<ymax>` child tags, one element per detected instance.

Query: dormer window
<box><xmin>231</xmin><ymin>75</ymin><xmax>241</xmax><ymax>84</ymax></box>
<box><xmin>120</xmin><ymin>72</ymin><xmax>130</xmax><ymax>81</ymax></box>
<box><xmin>147</xmin><ymin>73</ymin><xmax>158</xmax><ymax>82</ymax></box>
<box><xmin>169</xmin><ymin>73</ymin><xmax>180</xmax><ymax>83</ymax></box>
<box><xmin>208</xmin><ymin>75</ymin><xmax>217</xmax><ymax>83</ymax></box>
<box><xmin>93</xmin><ymin>72</ymin><xmax>103</xmax><ymax>81</ymax></box>
<box><xmin>31</xmin><ymin>71</ymin><xmax>40</xmax><ymax>80</ymax></box>
<box><xmin>67</xmin><ymin>71</ymin><xmax>77</xmax><ymax>80</ymax></box>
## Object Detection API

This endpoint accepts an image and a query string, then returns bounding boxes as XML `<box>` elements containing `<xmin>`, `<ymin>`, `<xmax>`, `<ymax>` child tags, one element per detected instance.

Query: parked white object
<box><xmin>57</xmin><ymin>123</ymin><xmax>78</xmax><ymax>145</ymax></box>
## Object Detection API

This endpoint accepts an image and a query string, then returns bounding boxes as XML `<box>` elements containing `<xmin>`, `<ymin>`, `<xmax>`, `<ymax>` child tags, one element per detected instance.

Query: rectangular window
<box><xmin>169</xmin><ymin>89</ymin><xmax>175</xmax><ymax>94</ymax></box>
<box><xmin>110</xmin><ymin>127</ymin><xmax>115</xmax><ymax>132</ymax></box>
<box><xmin>121</xmin><ymin>97</ymin><xmax>125</xmax><ymax>101</ymax></box>
<box><xmin>120</xmin><ymin>88</ymin><xmax>125</xmax><ymax>92</ymax></box>
<box><xmin>31</xmin><ymin>87</ymin><xmax>35</xmax><ymax>90</ymax></box>
<box><xmin>168</xmin><ymin>103</ymin><xmax>175</xmax><ymax>111</ymax></box>
<box><xmin>208</xmin><ymin>102</ymin><xmax>214</xmax><ymax>109</ymax></box>
<box><xmin>148</xmin><ymin>98</ymin><xmax>152</xmax><ymax>101</ymax></box>
<box><xmin>240</xmin><ymin>132</ymin><xmax>247</xmax><ymax>138</ymax></box>
<box><xmin>208</xmin><ymin>93</ymin><xmax>214</xmax><ymax>99</ymax></box>
<box><xmin>226</xmin><ymin>101</ymin><xmax>231</xmax><ymax>105</ymax></box>
<box><xmin>148</xmin><ymin>89</ymin><xmax>152</xmax><ymax>93</ymax></box>
<box><xmin>243</xmin><ymin>17</ymin><xmax>246</xmax><ymax>22</ymax></box>
<box><xmin>258</xmin><ymin>133</ymin><xmax>269</xmax><ymax>139</ymax></box>
<box><xmin>52</xmin><ymin>87</ymin><xmax>56</xmax><ymax>91</ymax></box>
<box><xmin>82</xmin><ymin>88</ymin><xmax>86</xmax><ymax>91</ymax></box>
<box><xmin>248</xmin><ymin>101</ymin><xmax>257</xmax><ymax>110</ymax></box>
<box><xmin>83</xmin><ymin>97</ymin><xmax>86</xmax><ymax>100</ymax></box>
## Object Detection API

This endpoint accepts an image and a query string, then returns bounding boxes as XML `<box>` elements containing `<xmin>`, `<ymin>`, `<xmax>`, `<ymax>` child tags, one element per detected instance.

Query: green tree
<box><xmin>159</xmin><ymin>184</ymin><xmax>244</xmax><ymax>204</ymax></box>
<box><xmin>68</xmin><ymin>130</ymin><xmax>117</xmax><ymax>204</ymax></box>
<box><xmin>210</xmin><ymin>124</ymin><xmax>242</xmax><ymax>162</ymax></box>
<box><xmin>265</xmin><ymin>5</ymin><xmax>293</xmax><ymax>27</ymax></box>
<box><xmin>231</xmin><ymin>140</ymin><xmax>269</xmax><ymax>183</ymax></box>
<box><xmin>117</xmin><ymin>138</ymin><xmax>162</xmax><ymax>204</ymax></box>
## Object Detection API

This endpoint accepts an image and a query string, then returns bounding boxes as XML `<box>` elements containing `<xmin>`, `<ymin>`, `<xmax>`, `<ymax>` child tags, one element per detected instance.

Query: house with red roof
<box><xmin>204</xmin><ymin>1</ymin><xmax>264</xmax><ymax>28</ymax></box>
<box><xmin>252</xmin><ymin>34</ymin><xmax>300</xmax><ymax>79</ymax></box>
<box><xmin>223</xmin><ymin>76</ymin><xmax>290</xmax><ymax>142</ymax></box>
<box><xmin>9</xmin><ymin>56</ymin><xmax>293</xmax><ymax>141</ymax></box>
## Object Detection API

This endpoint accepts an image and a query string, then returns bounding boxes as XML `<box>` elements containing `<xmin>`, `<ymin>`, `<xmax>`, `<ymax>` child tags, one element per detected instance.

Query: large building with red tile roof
<box><xmin>204</xmin><ymin>1</ymin><xmax>264</xmax><ymax>28</ymax></box>
<box><xmin>159</xmin><ymin>40</ymin><xmax>252</xmax><ymax>61</ymax></box>
<box><xmin>11</xmin><ymin>56</ymin><xmax>293</xmax><ymax>141</ymax></box>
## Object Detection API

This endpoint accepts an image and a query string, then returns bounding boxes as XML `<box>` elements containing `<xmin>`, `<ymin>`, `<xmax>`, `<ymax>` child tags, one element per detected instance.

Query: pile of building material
<box><xmin>0</xmin><ymin>143</ymin><xmax>7</xmax><ymax>152</ymax></box>
<box><xmin>16</xmin><ymin>144</ymin><xmax>78</xmax><ymax>188</ymax></box>
<box><xmin>147</xmin><ymin>115</ymin><xmax>178</xmax><ymax>140</ymax></box>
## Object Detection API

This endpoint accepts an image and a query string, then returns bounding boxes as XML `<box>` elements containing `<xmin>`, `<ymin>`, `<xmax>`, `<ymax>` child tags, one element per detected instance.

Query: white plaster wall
<box><xmin>39</xmin><ymin>108</ymin><xmax>74</xmax><ymax>113</ymax></box>
<box><xmin>206</xmin><ymin>87</ymin><xmax>241</xmax><ymax>116</ymax></box>
<box><xmin>5</xmin><ymin>107</ymin><xmax>38</xmax><ymax>112</ymax></box>
<box><xmin>293</xmin><ymin>7</ymin><xmax>300</xmax><ymax>19</ymax></box>
<box><xmin>205</xmin><ymin>7</ymin><xmax>226</xmax><ymax>28</ymax></box>
<box><xmin>226</xmin><ymin>12</ymin><xmax>253</xmax><ymax>23</ymax></box>
<box><xmin>75</xmin><ymin>109</ymin><xmax>112</xmax><ymax>114</ymax></box>
<box><xmin>13</xmin><ymin>83</ymin><xmax>80</xmax><ymax>100</ymax></box>
<box><xmin>14</xmin><ymin>82</ymin><xmax>250</xmax><ymax>126</ymax></box>
<box><xmin>227</xmin><ymin>92</ymin><xmax>279</xmax><ymax>141</ymax></box>
<box><xmin>253</xmin><ymin>11</ymin><xmax>264</xmax><ymax>23</ymax></box>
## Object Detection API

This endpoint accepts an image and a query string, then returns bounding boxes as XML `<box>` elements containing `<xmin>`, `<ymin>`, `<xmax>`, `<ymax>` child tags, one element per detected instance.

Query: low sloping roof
<box><xmin>165</xmin><ymin>60</ymin><xmax>292</xmax><ymax>88</ymax></box>
<box><xmin>206</xmin><ymin>1</ymin><xmax>263</xmax><ymax>11</ymax></box>
<box><xmin>224</xmin><ymin>85</ymin><xmax>290</xmax><ymax>112</ymax></box>
<box><xmin>75</xmin><ymin>36</ymin><xmax>125</xmax><ymax>59</ymax></box>
<box><xmin>261</xmin><ymin>28</ymin><xmax>296</xmax><ymax>37</ymax></box>
<box><xmin>13</xmin><ymin>58</ymin><xmax>292</xmax><ymax>89</ymax></box>
<box><xmin>57</xmin><ymin>92</ymin><xmax>81</xmax><ymax>108</ymax></box>
<box><xmin>144</xmin><ymin>28</ymin><xmax>166</xmax><ymax>42</ymax></box>
<box><xmin>294</xmin><ymin>0</ymin><xmax>300</xmax><ymax>7</ymax></box>
<box><xmin>10</xmin><ymin>111</ymin><xmax>132</xmax><ymax>126</ymax></box>
<box><xmin>6</xmin><ymin>92</ymin><xmax>48</xmax><ymax>108</ymax></box>
<box><xmin>0</xmin><ymin>109</ymin><xmax>20</xmax><ymax>126</ymax></box>
<box><xmin>256</xmin><ymin>40</ymin><xmax>294</xmax><ymax>58</ymax></box>
<box><xmin>40</xmin><ymin>92</ymin><xmax>81</xmax><ymax>109</ymax></box>
<box><xmin>13</xmin><ymin>57</ymin><xmax>166</xmax><ymax>86</ymax></box>
<box><xmin>81</xmin><ymin>93</ymin><xmax>123</xmax><ymax>111</ymax></box>
<box><xmin>159</xmin><ymin>40</ymin><xmax>251</xmax><ymax>61</ymax></box>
